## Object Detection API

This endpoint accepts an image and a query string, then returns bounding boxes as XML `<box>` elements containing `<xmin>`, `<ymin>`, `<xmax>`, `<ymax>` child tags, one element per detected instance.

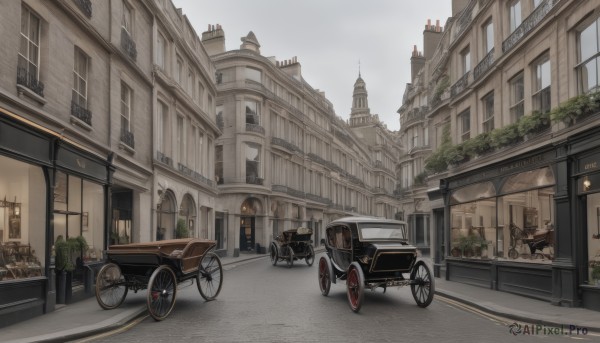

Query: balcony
<box><xmin>17</xmin><ymin>67</ymin><xmax>44</xmax><ymax>97</ymax></box>
<box><xmin>473</xmin><ymin>48</ymin><xmax>495</xmax><ymax>81</ymax></box>
<box><xmin>401</xmin><ymin>106</ymin><xmax>428</xmax><ymax>127</ymax></box>
<box><xmin>246</xmin><ymin>176</ymin><xmax>264</xmax><ymax>185</ymax></box>
<box><xmin>121</xmin><ymin>28</ymin><xmax>137</xmax><ymax>60</ymax></box>
<box><xmin>246</xmin><ymin>123</ymin><xmax>265</xmax><ymax>135</ymax></box>
<box><xmin>71</xmin><ymin>101</ymin><xmax>92</xmax><ymax>126</ymax></box>
<box><xmin>120</xmin><ymin>128</ymin><xmax>135</xmax><ymax>148</ymax></box>
<box><xmin>272</xmin><ymin>184</ymin><xmax>304</xmax><ymax>198</ymax></box>
<box><xmin>156</xmin><ymin>151</ymin><xmax>172</xmax><ymax>166</ymax></box>
<box><xmin>450</xmin><ymin>72</ymin><xmax>470</xmax><ymax>97</ymax></box>
<box><xmin>306</xmin><ymin>193</ymin><xmax>332</xmax><ymax>205</ymax></box>
<box><xmin>74</xmin><ymin>0</ymin><xmax>92</xmax><ymax>17</ymax></box>
<box><xmin>502</xmin><ymin>0</ymin><xmax>558</xmax><ymax>53</ymax></box>
<box><xmin>271</xmin><ymin>137</ymin><xmax>303</xmax><ymax>153</ymax></box>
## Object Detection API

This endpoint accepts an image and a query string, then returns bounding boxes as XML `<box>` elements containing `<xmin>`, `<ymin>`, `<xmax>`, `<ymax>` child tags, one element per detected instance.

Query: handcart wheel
<box><xmin>346</xmin><ymin>262</ymin><xmax>365</xmax><ymax>313</ymax></box>
<box><xmin>305</xmin><ymin>245</ymin><xmax>315</xmax><ymax>266</ymax></box>
<box><xmin>95</xmin><ymin>263</ymin><xmax>128</xmax><ymax>310</ymax></box>
<box><xmin>318</xmin><ymin>255</ymin><xmax>332</xmax><ymax>296</ymax></box>
<box><xmin>147</xmin><ymin>265</ymin><xmax>177</xmax><ymax>321</ymax></box>
<box><xmin>197</xmin><ymin>252</ymin><xmax>223</xmax><ymax>301</ymax></box>
<box><xmin>286</xmin><ymin>248</ymin><xmax>294</xmax><ymax>268</ymax></box>
<box><xmin>270</xmin><ymin>243</ymin><xmax>278</xmax><ymax>266</ymax></box>
<box><xmin>410</xmin><ymin>260</ymin><xmax>434</xmax><ymax>308</ymax></box>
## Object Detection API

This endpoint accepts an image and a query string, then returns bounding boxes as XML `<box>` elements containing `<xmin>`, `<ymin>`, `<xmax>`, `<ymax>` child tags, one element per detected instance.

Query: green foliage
<box><xmin>446</xmin><ymin>145</ymin><xmax>466</xmax><ymax>166</ymax></box>
<box><xmin>425</xmin><ymin>123</ymin><xmax>451</xmax><ymax>174</ymax></box>
<box><xmin>550</xmin><ymin>92</ymin><xmax>600</xmax><ymax>124</ymax></box>
<box><xmin>175</xmin><ymin>218</ymin><xmax>189</xmax><ymax>238</ymax></box>
<box><xmin>517</xmin><ymin>111</ymin><xmax>551</xmax><ymax>136</ymax></box>
<box><xmin>432</xmin><ymin>75</ymin><xmax>450</xmax><ymax>102</ymax></box>
<box><xmin>54</xmin><ymin>235</ymin><xmax>88</xmax><ymax>272</ymax></box>
<box><xmin>489</xmin><ymin>122</ymin><xmax>520</xmax><ymax>148</ymax></box>
<box><xmin>592</xmin><ymin>265</ymin><xmax>600</xmax><ymax>281</ymax></box>
<box><xmin>413</xmin><ymin>171</ymin><xmax>428</xmax><ymax>186</ymax></box>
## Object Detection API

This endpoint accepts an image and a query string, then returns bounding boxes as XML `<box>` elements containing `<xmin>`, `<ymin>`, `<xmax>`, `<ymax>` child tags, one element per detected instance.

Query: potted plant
<box><xmin>457</xmin><ymin>235</ymin><xmax>474</xmax><ymax>258</ymax></box>
<box><xmin>175</xmin><ymin>218</ymin><xmax>189</xmax><ymax>238</ymax></box>
<box><xmin>592</xmin><ymin>263</ymin><xmax>600</xmax><ymax>286</ymax></box>
<box><xmin>54</xmin><ymin>235</ymin><xmax>87</xmax><ymax>304</ymax></box>
<box><xmin>478</xmin><ymin>238</ymin><xmax>490</xmax><ymax>259</ymax></box>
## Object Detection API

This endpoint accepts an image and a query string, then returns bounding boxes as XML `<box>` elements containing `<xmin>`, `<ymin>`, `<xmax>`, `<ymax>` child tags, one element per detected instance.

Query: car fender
<box><xmin>322</xmin><ymin>253</ymin><xmax>336</xmax><ymax>284</ymax></box>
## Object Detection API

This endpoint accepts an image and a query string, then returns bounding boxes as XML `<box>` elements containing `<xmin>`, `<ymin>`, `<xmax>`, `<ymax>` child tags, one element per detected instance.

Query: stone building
<box><xmin>400</xmin><ymin>0</ymin><xmax>600</xmax><ymax>311</ymax></box>
<box><xmin>201</xmin><ymin>27</ymin><xmax>403</xmax><ymax>256</ymax></box>
<box><xmin>150</xmin><ymin>1</ymin><xmax>219</xmax><ymax>245</ymax></box>
<box><xmin>0</xmin><ymin>0</ymin><xmax>217</xmax><ymax>327</ymax></box>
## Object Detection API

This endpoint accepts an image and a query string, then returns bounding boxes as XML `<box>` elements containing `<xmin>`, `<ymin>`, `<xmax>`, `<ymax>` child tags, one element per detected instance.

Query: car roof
<box><xmin>327</xmin><ymin>216</ymin><xmax>407</xmax><ymax>226</ymax></box>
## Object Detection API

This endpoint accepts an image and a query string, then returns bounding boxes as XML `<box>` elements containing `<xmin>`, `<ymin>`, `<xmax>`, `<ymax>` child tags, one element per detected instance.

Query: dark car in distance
<box><xmin>318</xmin><ymin>216</ymin><xmax>434</xmax><ymax>312</ymax></box>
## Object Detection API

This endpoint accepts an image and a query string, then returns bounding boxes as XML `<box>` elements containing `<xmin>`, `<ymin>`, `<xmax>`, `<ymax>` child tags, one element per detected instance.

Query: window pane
<box><xmin>580</xmin><ymin>20</ymin><xmax>598</xmax><ymax>63</ymax></box>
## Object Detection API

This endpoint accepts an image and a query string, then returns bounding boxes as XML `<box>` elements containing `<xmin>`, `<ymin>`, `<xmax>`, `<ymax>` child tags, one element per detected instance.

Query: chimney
<box><xmin>201</xmin><ymin>24</ymin><xmax>225</xmax><ymax>56</ymax></box>
<box><xmin>279</xmin><ymin>56</ymin><xmax>302</xmax><ymax>81</ymax></box>
<box><xmin>410</xmin><ymin>45</ymin><xmax>425</xmax><ymax>81</ymax></box>
<box><xmin>423</xmin><ymin>19</ymin><xmax>443</xmax><ymax>60</ymax></box>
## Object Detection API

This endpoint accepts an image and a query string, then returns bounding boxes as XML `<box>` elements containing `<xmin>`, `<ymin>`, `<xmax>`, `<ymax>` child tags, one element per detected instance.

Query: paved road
<box><xmin>87</xmin><ymin>253</ymin><xmax>593</xmax><ymax>343</ymax></box>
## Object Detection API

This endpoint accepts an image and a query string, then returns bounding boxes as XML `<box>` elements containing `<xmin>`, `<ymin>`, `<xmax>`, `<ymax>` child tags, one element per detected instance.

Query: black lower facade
<box><xmin>438</xmin><ymin>125</ymin><xmax>600</xmax><ymax>311</ymax></box>
<box><xmin>0</xmin><ymin>108</ymin><xmax>113</xmax><ymax>328</ymax></box>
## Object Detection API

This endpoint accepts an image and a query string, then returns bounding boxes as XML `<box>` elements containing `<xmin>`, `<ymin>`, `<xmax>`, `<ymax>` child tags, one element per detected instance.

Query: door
<box><xmin>240</xmin><ymin>216</ymin><xmax>255</xmax><ymax>252</ymax></box>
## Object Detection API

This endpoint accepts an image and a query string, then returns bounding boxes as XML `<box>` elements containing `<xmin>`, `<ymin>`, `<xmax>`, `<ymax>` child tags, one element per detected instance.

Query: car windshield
<box><xmin>358</xmin><ymin>223</ymin><xmax>407</xmax><ymax>240</ymax></box>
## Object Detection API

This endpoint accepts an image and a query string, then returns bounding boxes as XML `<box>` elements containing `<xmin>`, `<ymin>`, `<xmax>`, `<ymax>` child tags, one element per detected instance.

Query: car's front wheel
<box><xmin>410</xmin><ymin>260</ymin><xmax>434</xmax><ymax>308</ymax></box>
<box><xmin>346</xmin><ymin>262</ymin><xmax>365</xmax><ymax>313</ymax></box>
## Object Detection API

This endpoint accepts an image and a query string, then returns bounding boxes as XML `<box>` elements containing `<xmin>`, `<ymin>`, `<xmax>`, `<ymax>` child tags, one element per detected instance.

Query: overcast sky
<box><xmin>172</xmin><ymin>0</ymin><xmax>452</xmax><ymax>131</ymax></box>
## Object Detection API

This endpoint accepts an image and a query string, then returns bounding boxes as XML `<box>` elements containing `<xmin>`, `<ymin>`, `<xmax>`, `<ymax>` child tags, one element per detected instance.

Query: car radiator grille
<box><xmin>371</xmin><ymin>252</ymin><xmax>415</xmax><ymax>273</ymax></box>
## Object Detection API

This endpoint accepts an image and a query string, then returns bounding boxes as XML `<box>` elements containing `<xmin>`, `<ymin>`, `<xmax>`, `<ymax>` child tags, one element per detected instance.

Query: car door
<box><xmin>331</xmin><ymin>225</ymin><xmax>352</xmax><ymax>271</ymax></box>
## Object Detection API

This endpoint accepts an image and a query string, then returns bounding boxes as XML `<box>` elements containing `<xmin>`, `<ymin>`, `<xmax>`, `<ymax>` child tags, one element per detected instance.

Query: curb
<box><xmin>435</xmin><ymin>289</ymin><xmax>600</xmax><ymax>334</ymax></box>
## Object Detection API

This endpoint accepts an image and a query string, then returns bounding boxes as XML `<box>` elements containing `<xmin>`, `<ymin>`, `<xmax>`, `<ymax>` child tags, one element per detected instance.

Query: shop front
<box><xmin>570</xmin><ymin>127</ymin><xmax>600</xmax><ymax>311</ymax></box>
<box><xmin>0</xmin><ymin>108</ymin><xmax>112</xmax><ymax>327</ymax></box>
<box><xmin>442</xmin><ymin>148</ymin><xmax>563</xmax><ymax>303</ymax></box>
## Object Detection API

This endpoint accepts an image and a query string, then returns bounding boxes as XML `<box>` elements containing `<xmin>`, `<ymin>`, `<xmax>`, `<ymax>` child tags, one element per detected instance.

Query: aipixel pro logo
<box><xmin>508</xmin><ymin>322</ymin><xmax>588</xmax><ymax>336</ymax></box>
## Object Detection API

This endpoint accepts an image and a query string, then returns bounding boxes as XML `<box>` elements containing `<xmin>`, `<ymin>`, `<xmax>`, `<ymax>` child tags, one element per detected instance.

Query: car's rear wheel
<box><xmin>305</xmin><ymin>245</ymin><xmax>315</xmax><ymax>266</ymax></box>
<box><xmin>410</xmin><ymin>260</ymin><xmax>434</xmax><ymax>308</ymax></box>
<box><xmin>318</xmin><ymin>256</ymin><xmax>332</xmax><ymax>296</ymax></box>
<box><xmin>346</xmin><ymin>262</ymin><xmax>365</xmax><ymax>313</ymax></box>
<box><xmin>270</xmin><ymin>243</ymin><xmax>278</xmax><ymax>266</ymax></box>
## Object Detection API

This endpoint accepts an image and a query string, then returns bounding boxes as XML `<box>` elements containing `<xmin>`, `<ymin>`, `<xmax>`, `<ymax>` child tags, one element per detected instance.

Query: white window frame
<box><xmin>18</xmin><ymin>5</ymin><xmax>41</xmax><ymax>79</ymax></box>
<box><xmin>509</xmin><ymin>0</ymin><xmax>522</xmax><ymax>33</ymax></box>
<box><xmin>73</xmin><ymin>47</ymin><xmax>89</xmax><ymax>108</ymax></box>
<box><xmin>120</xmin><ymin>81</ymin><xmax>132</xmax><ymax>132</ymax></box>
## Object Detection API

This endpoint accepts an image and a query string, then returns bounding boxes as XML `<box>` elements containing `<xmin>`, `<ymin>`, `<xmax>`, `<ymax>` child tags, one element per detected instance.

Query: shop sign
<box><xmin>578</xmin><ymin>154</ymin><xmax>600</xmax><ymax>174</ymax></box>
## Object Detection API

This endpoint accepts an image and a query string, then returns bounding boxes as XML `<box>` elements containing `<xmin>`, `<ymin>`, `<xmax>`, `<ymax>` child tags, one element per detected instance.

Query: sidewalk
<box><xmin>3</xmin><ymin>252</ymin><xmax>600</xmax><ymax>342</ymax></box>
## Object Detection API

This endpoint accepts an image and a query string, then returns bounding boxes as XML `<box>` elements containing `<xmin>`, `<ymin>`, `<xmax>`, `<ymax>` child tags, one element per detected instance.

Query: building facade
<box><xmin>401</xmin><ymin>0</ymin><xmax>600</xmax><ymax>311</ymax></box>
<box><xmin>202</xmin><ymin>27</ymin><xmax>403</xmax><ymax>256</ymax></box>
<box><xmin>0</xmin><ymin>0</ymin><xmax>218</xmax><ymax>328</ymax></box>
<box><xmin>149</xmin><ymin>1</ymin><xmax>219</xmax><ymax>247</ymax></box>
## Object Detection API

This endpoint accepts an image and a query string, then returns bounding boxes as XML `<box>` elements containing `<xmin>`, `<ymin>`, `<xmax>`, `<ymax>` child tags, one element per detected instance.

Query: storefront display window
<box><xmin>0</xmin><ymin>155</ymin><xmax>46</xmax><ymax>281</ymax></box>
<box><xmin>449</xmin><ymin>168</ymin><xmax>555</xmax><ymax>264</ymax></box>
<box><xmin>53</xmin><ymin>171</ymin><xmax>104</xmax><ymax>267</ymax></box>
<box><xmin>587</xmin><ymin>193</ymin><xmax>600</xmax><ymax>286</ymax></box>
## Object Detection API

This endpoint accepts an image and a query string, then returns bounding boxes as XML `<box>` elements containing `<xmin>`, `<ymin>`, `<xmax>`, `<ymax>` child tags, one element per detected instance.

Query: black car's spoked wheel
<box><xmin>410</xmin><ymin>261</ymin><xmax>434</xmax><ymax>308</ymax></box>
<box><xmin>147</xmin><ymin>265</ymin><xmax>177</xmax><ymax>321</ymax></box>
<box><xmin>305</xmin><ymin>245</ymin><xmax>315</xmax><ymax>266</ymax></box>
<box><xmin>318</xmin><ymin>256</ymin><xmax>331</xmax><ymax>296</ymax></box>
<box><xmin>346</xmin><ymin>263</ymin><xmax>365</xmax><ymax>313</ymax></box>
<box><xmin>270</xmin><ymin>244</ymin><xmax>278</xmax><ymax>266</ymax></box>
<box><xmin>286</xmin><ymin>248</ymin><xmax>294</xmax><ymax>268</ymax></box>
<box><xmin>197</xmin><ymin>252</ymin><xmax>223</xmax><ymax>301</ymax></box>
<box><xmin>95</xmin><ymin>263</ymin><xmax>128</xmax><ymax>310</ymax></box>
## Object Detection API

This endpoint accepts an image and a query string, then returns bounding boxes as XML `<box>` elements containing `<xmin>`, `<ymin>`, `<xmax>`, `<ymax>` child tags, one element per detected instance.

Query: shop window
<box><xmin>0</xmin><ymin>156</ymin><xmax>46</xmax><ymax>281</ymax></box>
<box><xmin>53</xmin><ymin>172</ymin><xmax>105</xmax><ymax>277</ymax></box>
<box><xmin>449</xmin><ymin>171</ymin><xmax>556</xmax><ymax>263</ymax></box>
<box><xmin>587</xmin><ymin>193</ymin><xmax>600</xmax><ymax>286</ymax></box>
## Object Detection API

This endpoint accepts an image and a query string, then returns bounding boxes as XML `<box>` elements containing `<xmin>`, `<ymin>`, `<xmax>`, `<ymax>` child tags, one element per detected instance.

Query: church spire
<box><xmin>349</xmin><ymin>66</ymin><xmax>371</xmax><ymax>127</ymax></box>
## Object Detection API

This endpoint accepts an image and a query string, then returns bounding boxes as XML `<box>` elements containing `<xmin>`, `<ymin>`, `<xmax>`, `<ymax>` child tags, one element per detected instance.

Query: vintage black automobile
<box><xmin>270</xmin><ymin>227</ymin><xmax>315</xmax><ymax>268</ymax></box>
<box><xmin>318</xmin><ymin>217</ymin><xmax>434</xmax><ymax>312</ymax></box>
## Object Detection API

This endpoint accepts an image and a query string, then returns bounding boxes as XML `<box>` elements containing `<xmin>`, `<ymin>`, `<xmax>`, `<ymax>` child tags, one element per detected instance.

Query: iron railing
<box><xmin>71</xmin><ymin>100</ymin><xmax>92</xmax><ymax>126</ymax></box>
<box><xmin>17</xmin><ymin>67</ymin><xmax>44</xmax><ymax>97</ymax></box>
